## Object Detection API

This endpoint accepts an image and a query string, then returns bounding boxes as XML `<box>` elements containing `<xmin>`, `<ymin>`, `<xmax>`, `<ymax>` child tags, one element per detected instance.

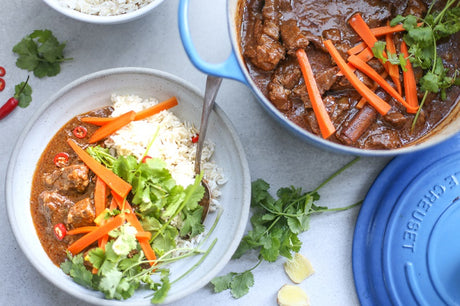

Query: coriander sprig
<box><xmin>211</xmin><ymin>157</ymin><xmax>361</xmax><ymax>299</ymax></box>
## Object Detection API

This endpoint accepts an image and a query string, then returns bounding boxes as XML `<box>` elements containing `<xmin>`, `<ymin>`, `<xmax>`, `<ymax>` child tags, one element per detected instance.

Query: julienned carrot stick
<box><xmin>80</xmin><ymin>117</ymin><xmax>114</xmax><ymax>126</ymax></box>
<box><xmin>82</xmin><ymin>97</ymin><xmax>179</xmax><ymax>126</ymax></box>
<box><xmin>135</xmin><ymin>231</ymin><xmax>152</xmax><ymax>240</ymax></box>
<box><xmin>94</xmin><ymin>176</ymin><xmax>107</xmax><ymax>217</ymax></box>
<box><xmin>67</xmin><ymin>226</ymin><xmax>99</xmax><ymax>235</ymax></box>
<box><xmin>68</xmin><ymin>214</ymin><xmax>125</xmax><ymax>255</ymax></box>
<box><xmin>347</xmin><ymin>42</ymin><xmax>366</xmax><ymax>55</ymax></box>
<box><xmin>349</xmin><ymin>13</ymin><xmax>391</xmax><ymax>75</ymax></box>
<box><xmin>348</xmin><ymin>55</ymin><xmax>418</xmax><ymax>113</ymax></box>
<box><xmin>400</xmin><ymin>41</ymin><xmax>419</xmax><ymax>108</ymax></box>
<box><xmin>88</xmin><ymin>110</ymin><xmax>135</xmax><ymax>143</ymax></box>
<box><xmin>134</xmin><ymin>96</ymin><xmax>178</xmax><ymax>121</ymax></box>
<box><xmin>67</xmin><ymin>139</ymin><xmax>132</xmax><ymax>198</ymax></box>
<box><xmin>338</xmin><ymin>46</ymin><xmax>374</xmax><ymax>76</ymax></box>
<box><xmin>356</xmin><ymin>71</ymin><xmax>388</xmax><ymax>109</ymax></box>
<box><xmin>111</xmin><ymin>193</ymin><xmax>157</xmax><ymax>265</ymax></box>
<box><xmin>324</xmin><ymin>40</ymin><xmax>391</xmax><ymax>115</ymax></box>
<box><xmin>385</xmin><ymin>25</ymin><xmax>402</xmax><ymax>95</ymax></box>
<box><xmin>370</xmin><ymin>22</ymin><xmax>424</xmax><ymax>37</ymax></box>
<box><xmin>295</xmin><ymin>49</ymin><xmax>336</xmax><ymax>139</ymax></box>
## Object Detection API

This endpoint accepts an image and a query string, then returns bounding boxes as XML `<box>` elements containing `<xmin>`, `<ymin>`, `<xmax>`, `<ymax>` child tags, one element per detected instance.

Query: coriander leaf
<box><xmin>390</xmin><ymin>15</ymin><xmax>406</xmax><ymax>26</ymax></box>
<box><xmin>12</xmin><ymin>29</ymin><xmax>71</xmax><ymax>78</ymax></box>
<box><xmin>180</xmin><ymin>207</ymin><xmax>205</xmax><ymax>237</ymax></box>
<box><xmin>151</xmin><ymin>276</ymin><xmax>171</xmax><ymax>304</ymax></box>
<box><xmin>99</xmin><ymin>269</ymin><xmax>123</xmax><ymax>299</ymax></box>
<box><xmin>15</xmin><ymin>80</ymin><xmax>32</xmax><ymax>108</ymax></box>
<box><xmin>420</xmin><ymin>71</ymin><xmax>440</xmax><ymax>92</ymax></box>
<box><xmin>230</xmin><ymin>271</ymin><xmax>254</xmax><ymax>298</ymax></box>
<box><xmin>372</xmin><ymin>41</ymin><xmax>387</xmax><ymax>63</ymax></box>
<box><xmin>211</xmin><ymin>273</ymin><xmax>236</xmax><ymax>293</ymax></box>
<box><xmin>87</xmin><ymin>247</ymin><xmax>106</xmax><ymax>269</ymax></box>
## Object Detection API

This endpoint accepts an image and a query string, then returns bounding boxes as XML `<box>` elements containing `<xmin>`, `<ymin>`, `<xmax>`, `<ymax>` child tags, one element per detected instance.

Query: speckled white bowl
<box><xmin>43</xmin><ymin>0</ymin><xmax>165</xmax><ymax>24</ymax></box>
<box><xmin>6</xmin><ymin>67</ymin><xmax>251</xmax><ymax>305</ymax></box>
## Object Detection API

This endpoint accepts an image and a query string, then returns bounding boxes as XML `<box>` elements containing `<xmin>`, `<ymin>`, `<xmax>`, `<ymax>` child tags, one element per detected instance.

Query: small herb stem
<box><xmin>313</xmin><ymin>157</ymin><xmax>360</xmax><ymax>193</ymax></box>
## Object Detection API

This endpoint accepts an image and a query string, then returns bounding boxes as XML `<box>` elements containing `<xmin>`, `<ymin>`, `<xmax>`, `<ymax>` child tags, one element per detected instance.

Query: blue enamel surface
<box><xmin>353</xmin><ymin>133</ymin><xmax>460</xmax><ymax>305</ymax></box>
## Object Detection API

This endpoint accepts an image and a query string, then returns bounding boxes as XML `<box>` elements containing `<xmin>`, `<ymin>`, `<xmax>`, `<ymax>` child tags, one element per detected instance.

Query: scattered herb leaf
<box><xmin>12</xmin><ymin>29</ymin><xmax>72</xmax><ymax>78</ymax></box>
<box><xmin>211</xmin><ymin>158</ymin><xmax>362</xmax><ymax>298</ymax></box>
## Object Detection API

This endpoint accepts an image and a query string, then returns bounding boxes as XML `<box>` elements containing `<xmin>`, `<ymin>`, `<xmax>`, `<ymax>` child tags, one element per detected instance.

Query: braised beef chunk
<box><xmin>66</xmin><ymin>198</ymin><xmax>95</xmax><ymax>229</ymax></box>
<box><xmin>268</xmin><ymin>58</ymin><xmax>302</xmax><ymax>110</ymax></box>
<box><xmin>404</xmin><ymin>0</ymin><xmax>427</xmax><ymax>18</ymax></box>
<box><xmin>280</xmin><ymin>20</ymin><xmax>309</xmax><ymax>54</ymax></box>
<box><xmin>364</xmin><ymin>130</ymin><xmax>402</xmax><ymax>149</ymax></box>
<box><xmin>43</xmin><ymin>164</ymin><xmax>90</xmax><ymax>193</ymax></box>
<box><xmin>337</xmin><ymin>105</ymin><xmax>377</xmax><ymax>145</ymax></box>
<box><xmin>38</xmin><ymin>191</ymin><xmax>73</xmax><ymax>227</ymax></box>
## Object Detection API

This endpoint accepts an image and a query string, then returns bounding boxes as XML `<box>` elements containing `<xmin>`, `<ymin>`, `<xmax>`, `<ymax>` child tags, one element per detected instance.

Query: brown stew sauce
<box><xmin>30</xmin><ymin>107</ymin><xmax>112</xmax><ymax>265</ymax></box>
<box><xmin>238</xmin><ymin>0</ymin><xmax>459</xmax><ymax>149</ymax></box>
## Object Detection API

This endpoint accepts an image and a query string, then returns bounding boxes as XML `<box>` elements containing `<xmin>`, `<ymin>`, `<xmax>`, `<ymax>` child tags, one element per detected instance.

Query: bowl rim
<box><xmin>5</xmin><ymin>67</ymin><xmax>251</xmax><ymax>304</ymax></box>
<box><xmin>42</xmin><ymin>0</ymin><xmax>165</xmax><ymax>24</ymax></box>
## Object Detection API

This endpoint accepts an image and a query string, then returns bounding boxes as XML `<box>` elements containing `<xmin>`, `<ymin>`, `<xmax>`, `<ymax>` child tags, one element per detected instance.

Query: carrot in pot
<box><xmin>67</xmin><ymin>139</ymin><xmax>132</xmax><ymax>199</ymax></box>
<box><xmin>295</xmin><ymin>48</ymin><xmax>336</xmax><ymax>139</ymax></box>
<box><xmin>67</xmin><ymin>214</ymin><xmax>125</xmax><ymax>255</ymax></box>
<box><xmin>385</xmin><ymin>26</ymin><xmax>402</xmax><ymax>95</ymax></box>
<box><xmin>347</xmin><ymin>55</ymin><xmax>418</xmax><ymax>113</ymax></box>
<box><xmin>66</xmin><ymin>226</ymin><xmax>99</xmax><ymax>235</ymax></box>
<box><xmin>400</xmin><ymin>41</ymin><xmax>419</xmax><ymax>108</ymax></box>
<box><xmin>323</xmin><ymin>40</ymin><xmax>391</xmax><ymax>115</ymax></box>
<box><xmin>135</xmin><ymin>231</ymin><xmax>152</xmax><ymax>240</ymax></box>
<box><xmin>348</xmin><ymin>13</ymin><xmax>391</xmax><ymax>74</ymax></box>
<box><xmin>88</xmin><ymin>110</ymin><xmax>135</xmax><ymax>143</ymax></box>
<box><xmin>370</xmin><ymin>22</ymin><xmax>423</xmax><ymax>37</ymax></box>
<box><xmin>356</xmin><ymin>71</ymin><xmax>388</xmax><ymax>109</ymax></box>
<box><xmin>347</xmin><ymin>42</ymin><xmax>367</xmax><ymax>56</ymax></box>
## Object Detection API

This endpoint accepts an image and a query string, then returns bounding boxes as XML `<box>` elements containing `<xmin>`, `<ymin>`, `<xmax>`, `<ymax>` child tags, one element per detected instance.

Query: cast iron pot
<box><xmin>178</xmin><ymin>0</ymin><xmax>460</xmax><ymax>157</ymax></box>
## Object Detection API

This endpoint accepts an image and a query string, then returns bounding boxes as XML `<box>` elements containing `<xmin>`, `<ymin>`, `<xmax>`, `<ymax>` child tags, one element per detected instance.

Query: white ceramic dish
<box><xmin>6</xmin><ymin>67</ymin><xmax>251</xmax><ymax>305</ymax></box>
<box><xmin>43</xmin><ymin>0</ymin><xmax>165</xmax><ymax>24</ymax></box>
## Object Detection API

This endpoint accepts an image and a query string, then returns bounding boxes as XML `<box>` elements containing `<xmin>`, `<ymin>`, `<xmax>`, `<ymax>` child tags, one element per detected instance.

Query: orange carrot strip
<box><xmin>80</xmin><ymin>117</ymin><xmax>114</xmax><ymax>126</ymax></box>
<box><xmin>347</xmin><ymin>42</ymin><xmax>367</xmax><ymax>55</ymax></box>
<box><xmin>349</xmin><ymin>13</ymin><xmax>391</xmax><ymax>75</ymax></box>
<box><xmin>94</xmin><ymin>176</ymin><xmax>107</xmax><ymax>217</ymax></box>
<box><xmin>88</xmin><ymin>110</ymin><xmax>135</xmax><ymax>143</ymax></box>
<box><xmin>370</xmin><ymin>22</ymin><xmax>423</xmax><ymax>37</ymax></box>
<box><xmin>67</xmin><ymin>139</ymin><xmax>132</xmax><ymax>198</ymax></box>
<box><xmin>356</xmin><ymin>71</ymin><xmax>388</xmax><ymax>109</ymax></box>
<box><xmin>400</xmin><ymin>41</ymin><xmax>419</xmax><ymax>108</ymax></box>
<box><xmin>348</xmin><ymin>55</ymin><xmax>418</xmax><ymax>113</ymax></box>
<box><xmin>385</xmin><ymin>24</ymin><xmax>402</xmax><ymax>95</ymax></box>
<box><xmin>134</xmin><ymin>96</ymin><xmax>178</xmax><ymax>121</ymax></box>
<box><xmin>324</xmin><ymin>40</ymin><xmax>391</xmax><ymax>115</ymax></box>
<box><xmin>82</xmin><ymin>97</ymin><xmax>178</xmax><ymax>127</ymax></box>
<box><xmin>296</xmin><ymin>49</ymin><xmax>336</xmax><ymax>139</ymax></box>
<box><xmin>135</xmin><ymin>231</ymin><xmax>152</xmax><ymax>240</ymax></box>
<box><xmin>67</xmin><ymin>214</ymin><xmax>125</xmax><ymax>255</ymax></box>
<box><xmin>67</xmin><ymin>226</ymin><xmax>99</xmax><ymax>235</ymax></box>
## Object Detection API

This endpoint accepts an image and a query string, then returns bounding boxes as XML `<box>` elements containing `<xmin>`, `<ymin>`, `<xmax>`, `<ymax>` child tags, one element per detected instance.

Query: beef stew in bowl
<box><xmin>238</xmin><ymin>0</ymin><xmax>460</xmax><ymax>150</ymax></box>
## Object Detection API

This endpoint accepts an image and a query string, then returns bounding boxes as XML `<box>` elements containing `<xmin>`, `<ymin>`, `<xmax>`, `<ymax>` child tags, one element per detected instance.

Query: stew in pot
<box><xmin>238</xmin><ymin>0</ymin><xmax>460</xmax><ymax>149</ymax></box>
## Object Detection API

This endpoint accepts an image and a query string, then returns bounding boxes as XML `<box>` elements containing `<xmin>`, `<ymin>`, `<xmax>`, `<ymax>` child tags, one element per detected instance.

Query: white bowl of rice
<box><xmin>6</xmin><ymin>67</ymin><xmax>251</xmax><ymax>304</ymax></box>
<box><xmin>43</xmin><ymin>0</ymin><xmax>165</xmax><ymax>24</ymax></box>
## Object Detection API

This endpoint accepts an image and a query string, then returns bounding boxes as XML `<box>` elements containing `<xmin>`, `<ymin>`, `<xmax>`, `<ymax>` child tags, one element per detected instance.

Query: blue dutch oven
<box><xmin>178</xmin><ymin>0</ymin><xmax>460</xmax><ymax>156</ymax></box>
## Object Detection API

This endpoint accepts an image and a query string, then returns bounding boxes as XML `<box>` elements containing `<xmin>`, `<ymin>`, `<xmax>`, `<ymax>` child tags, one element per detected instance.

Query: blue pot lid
<box><xmin>353</xmin><ymin>133</ymin><xmax>460</xmax><ymax>306</ymax></box>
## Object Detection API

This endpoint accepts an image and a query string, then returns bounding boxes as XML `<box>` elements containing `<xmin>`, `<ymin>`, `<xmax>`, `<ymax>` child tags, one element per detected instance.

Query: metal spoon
<box><xmin>195</xmin><ymin>75</ymin><xmax>222</xmax><ymax>222</ymax></box>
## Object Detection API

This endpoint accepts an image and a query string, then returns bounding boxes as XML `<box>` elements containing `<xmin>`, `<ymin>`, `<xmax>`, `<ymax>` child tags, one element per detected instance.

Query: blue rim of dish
<box><xmin>353</xmin><ymin>132</ymin><xmax>460</xmax><ymax>305</ymax></box>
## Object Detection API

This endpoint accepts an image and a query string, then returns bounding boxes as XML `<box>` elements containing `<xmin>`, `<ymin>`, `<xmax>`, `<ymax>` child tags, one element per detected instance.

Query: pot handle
<box><xmin>178</xmin><ymin>0</ymin><xmax>247</xmax><ymax>84</ymax></box>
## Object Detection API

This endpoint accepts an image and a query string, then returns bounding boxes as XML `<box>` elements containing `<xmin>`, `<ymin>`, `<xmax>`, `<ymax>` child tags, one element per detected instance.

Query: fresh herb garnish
<box><xmin>387</xmin><ymin>0</ymin><xmax>460</xmax><ymax>127</ymax></box>
<box><xmin>12</xmin><ymin>29</ymin><xmax>72</xmax><ymax>78</ymax></box>
<box><xmin>211</xmin><ymin>158</ymin><xmax>361</xmax><ymax>298</ymax></box>
<box><xmin>15</xmin><ymin>79</ymin><xmax>32</xmax><ymax>108</ymax></box>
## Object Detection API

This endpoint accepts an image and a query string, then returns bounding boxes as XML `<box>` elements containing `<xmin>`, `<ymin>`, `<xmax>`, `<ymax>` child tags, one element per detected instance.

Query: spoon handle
<box><xmin>195</xmin><ymin>75</ymin><xmax>223</xmax><ymax>175</ymax></box>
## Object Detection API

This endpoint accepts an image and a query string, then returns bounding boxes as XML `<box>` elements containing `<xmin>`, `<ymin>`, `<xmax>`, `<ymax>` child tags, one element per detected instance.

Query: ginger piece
<box><xmin>284</xmin><ymin>253</ymin><xmax>314</xmax><ymax>283</ymax></box>
<box><xmin>277</xmin><ymin>284</ymin><xmax>310</xmax><ymax>306</ymax></box>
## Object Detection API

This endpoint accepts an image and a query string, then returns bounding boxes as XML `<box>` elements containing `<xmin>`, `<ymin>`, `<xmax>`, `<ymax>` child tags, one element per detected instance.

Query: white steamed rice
<box><xmin>105</xmin><ymin>94</ymin><xmax>226</xmax><ymax>212</ymax></box>
<box><xmin>57</xmin><ymin>0</ymin><xmax>154</xmax><ymax>16</ymax></box>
